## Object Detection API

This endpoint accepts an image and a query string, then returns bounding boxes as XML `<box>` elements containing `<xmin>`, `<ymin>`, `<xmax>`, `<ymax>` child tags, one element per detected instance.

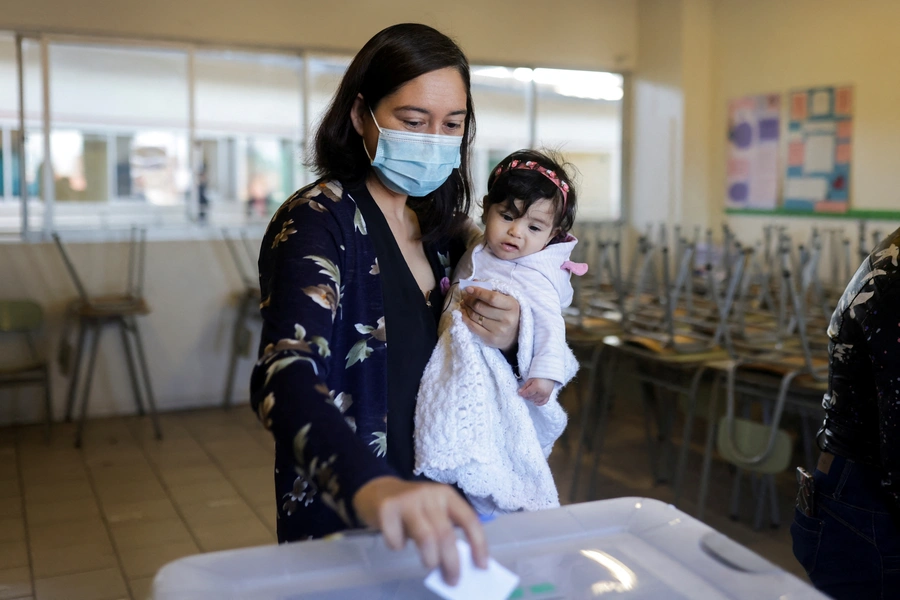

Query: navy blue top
<box><xmin>251</xmin><ymin>179</ymin><xmax>462</xmax><ymax>542</ymax></box>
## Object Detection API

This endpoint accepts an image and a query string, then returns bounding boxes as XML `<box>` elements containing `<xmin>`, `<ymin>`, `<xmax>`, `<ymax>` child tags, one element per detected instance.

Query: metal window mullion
<box><xmin>301</xmin><ymin>50</ymin><xmax>310</xmax><ymax>186</ymax></box>
<box><xmin>107</xmin><ymin>132</ymin><xmax>116</xmax><ymax>201</ymax></box>
<box><xmin>187</xmin><ymin>48</ymin><xmax>197</xmax><ymax>222</ymax></box>
<box><xmin>526</xmin><ymin>74</ymin><xmax>536</xmax><ymax>150</ymax></box>
<box><xmin>40</xmin><ymin>35</ymin><xmax>54</xmax><ymax>237</ymax></box>
<box><xmin>15</xmin><ymin>34</ymin><xmax>28</xmax><ymax>237</ymax></box>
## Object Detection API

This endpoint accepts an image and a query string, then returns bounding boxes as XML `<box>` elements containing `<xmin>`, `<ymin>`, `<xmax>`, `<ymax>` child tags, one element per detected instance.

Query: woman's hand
<box><xmin>352</xmin><ymin>477</ymin><xmax>489</xmax><ymax>586</ymax></box>
<box><xmin>461</xmin><ymin>287</ymin><xmax>520</xmax><ymax>352</ymax></box>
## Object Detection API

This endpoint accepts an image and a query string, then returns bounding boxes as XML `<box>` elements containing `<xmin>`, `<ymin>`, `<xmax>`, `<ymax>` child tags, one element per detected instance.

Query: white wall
<box><xmin>0</xmin><ymin>0</ymin><xmax>638</xmax><ymax>72</ymax></box>
<box><xmin>0</xmin><ymin>235</ymin><xmax>260</xmax><ymax>425</ymax></box>
<box><xmin>710</xmin><ymin>0</ymin><xmax>900</xmax><ymax>244</ymax></box>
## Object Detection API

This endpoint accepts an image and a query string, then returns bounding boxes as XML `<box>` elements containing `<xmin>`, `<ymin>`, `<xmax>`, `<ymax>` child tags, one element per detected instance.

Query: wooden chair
<box><xmin>54</xmin><ymin>228</ymin><xmax>162</xmax><ymax>447</ymax></box>
<box><xmin>222</xmin><ymin>229</ymin><xmax>262</xmax><ymax>408</ymax></box>
<box><xmin>0</xmin><ymin>300</ymin><xmax>52</xmax><ymax>440</ymax></box>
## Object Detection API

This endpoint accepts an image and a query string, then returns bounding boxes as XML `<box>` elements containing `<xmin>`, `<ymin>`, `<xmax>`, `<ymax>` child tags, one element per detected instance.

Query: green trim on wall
<box><xmin>725</xmin><ymin>208</ymin><xmax>900</xmax><ymax>220</ymax></box>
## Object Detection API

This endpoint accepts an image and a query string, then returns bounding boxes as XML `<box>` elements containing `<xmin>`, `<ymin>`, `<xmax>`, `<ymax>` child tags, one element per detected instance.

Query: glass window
<box><xmin>534</xmin><ymin>68</ymin><xmax>624</xmax><ymax>221</ymax></box>
<box><xmin>194</xmin><ymin>50</ymin><xmax>303</xmax><ymax>220</ymax></box>
<box><xmin>470</xmin><ymin>66</ymin><xmax>532</xmax><ymax>200</ymax></box>
<box><xmin>116</xmin><ymin>131</ymin><xmax>189</xmax><ymax>206</ymax></box>
<box><xmin>46</xmin><ymin>42</ymin><xmax>190</xmax><ymax>225</ymax></box>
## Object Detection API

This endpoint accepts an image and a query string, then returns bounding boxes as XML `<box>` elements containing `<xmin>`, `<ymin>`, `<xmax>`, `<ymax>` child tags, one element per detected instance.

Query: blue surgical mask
<box><xmin>364</xmin><ymin>108</ymin><xmax>462</xmax><ymax>197</ymax></box>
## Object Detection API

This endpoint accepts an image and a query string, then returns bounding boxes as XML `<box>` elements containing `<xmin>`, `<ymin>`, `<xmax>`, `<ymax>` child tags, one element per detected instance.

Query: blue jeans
<box><xmin>791</xmin><ymin>454</ymin><xmax>900</xmax><ymax>599</ymax></box>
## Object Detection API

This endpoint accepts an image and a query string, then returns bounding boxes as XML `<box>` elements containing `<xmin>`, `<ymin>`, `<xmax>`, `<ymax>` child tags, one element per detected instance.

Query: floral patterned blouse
<box><xmin>251</xmin><ymin>178</ymin><xmax>468</xmax><ymax>542</ymax></box>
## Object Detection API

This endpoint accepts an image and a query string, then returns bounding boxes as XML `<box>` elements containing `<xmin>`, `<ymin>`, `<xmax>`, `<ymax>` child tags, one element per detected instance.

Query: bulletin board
<box><xmin>783</xmin><ymin>86</ymin><xmax>853</xmax><ymax>213</ymax></box>
<box><xmin>726</xmin><ymin>94</ymin><xmax>781</xmax><ymax>210</ymax></box>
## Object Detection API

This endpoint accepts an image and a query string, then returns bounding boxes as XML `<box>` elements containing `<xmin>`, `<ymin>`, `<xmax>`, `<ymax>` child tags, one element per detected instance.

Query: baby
<box><xmin>455</xmin><ymin>149</ymin><xmax>585</xmax><ymax>403</ymax></box>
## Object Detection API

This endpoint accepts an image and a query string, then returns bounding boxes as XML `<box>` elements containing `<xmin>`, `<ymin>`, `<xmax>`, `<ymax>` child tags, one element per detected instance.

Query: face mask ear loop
<box><xmin>362</xmin><ymin>106</ymin><xmax>383</xmax><ymax>163</ymax></box>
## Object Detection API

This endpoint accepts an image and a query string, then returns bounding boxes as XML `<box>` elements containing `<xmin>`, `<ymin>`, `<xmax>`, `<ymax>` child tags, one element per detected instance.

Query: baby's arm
<box><xmin>518</xmin><ymin>377</ymin><xmax>555</xmax><ymax>406</ymax></box>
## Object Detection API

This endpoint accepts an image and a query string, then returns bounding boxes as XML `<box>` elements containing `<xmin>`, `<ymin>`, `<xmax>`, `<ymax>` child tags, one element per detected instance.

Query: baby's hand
<box><xmin>518</xmin><ymin>378</ymin><xmax>555</xmax><ymax>406</ymax></box>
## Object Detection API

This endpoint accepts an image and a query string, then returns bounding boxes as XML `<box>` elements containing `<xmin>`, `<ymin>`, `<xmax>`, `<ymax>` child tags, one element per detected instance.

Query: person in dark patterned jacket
<box><xmin>792</xmin><ymin>225</ymin><xmax>900</xmax><ymax>598</ymax></box>
<box><xmin>250</xmin><ymin>24</ymin><xmax>521</xmax><ymax>586</ymax></box>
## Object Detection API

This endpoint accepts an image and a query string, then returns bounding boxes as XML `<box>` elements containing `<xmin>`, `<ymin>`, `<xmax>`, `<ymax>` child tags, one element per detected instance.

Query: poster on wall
<box><xmin>783</xmin><ymin>86</ymin><xmax>853</xmax><ymax>213</ymax></box>
<box><xmin>726</xmin><ymin>94</ymin><xmax>781</xmax><ymax>210</ymax></box>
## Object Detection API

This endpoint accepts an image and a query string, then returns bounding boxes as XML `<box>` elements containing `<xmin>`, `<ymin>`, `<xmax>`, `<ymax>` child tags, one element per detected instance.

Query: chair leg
<box><xmin>75</xmin><ymin>322</ymin><xmax>102</xmax><ymax>448</ymax></box>
<box><xmin>129</xmin><ymin>316</ymin><xmax>162</xmax><ymax>440</ymax></box>
<box><xmin>768</xmin><ymin>474</ymin><xmax>781</xmax><ymax>528</ymax></box>
<box><xmin>729</xmin><ymin>468</ymin><xmax>744</xmax><ymax>521</ymax></box>
<box><xmin>696</xmin><ymin>372</ymin><xmax>721</xmax><ymax>521</ymax></box>
<box><xmin>64</xmin><ymin>320</ymin><xmax>87</xmax><ymax>423</ymax></box>
<box><xmin>569</xmin><ymin>344</ymin><xmax>603</xmax><ymax>503</ymax></box>
<box><xmin>223</xmin><ymin>294</ymin><xmax>250</xmax><ymax>408</ymax></box>
<box><xmin>674</xmin><ymin>366</ymin><xmax>707</xmax><ymax>506</ymax></box>
<box><xmin>587</xmin><ymin>349</ymin><xmax>618</xmax><ymax>500</ymax></box>
<box><xmin>639</xmin><ymin>378</ymin><xmax>662</xmax><ymax>482</ymax></box>
<box><xmin>752</xmin><ymin>473</ymin><xmax>767</xmax><ymax>531</ymax></box>
<box><xmin>119</xmin><ymin>318</ymin><xmax>146</xmax><ymax>416</ymax></box>
<box><xmin>43</xmin><ymin>364</ymin><xmax>53</xmax><ymax>443</ymax></box>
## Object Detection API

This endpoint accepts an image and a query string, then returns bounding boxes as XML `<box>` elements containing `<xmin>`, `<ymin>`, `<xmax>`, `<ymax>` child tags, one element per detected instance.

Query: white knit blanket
<box><xmin>414</xmin><ymin>284</ymin><xmax>577</xmax><ymax>513</ymax></box>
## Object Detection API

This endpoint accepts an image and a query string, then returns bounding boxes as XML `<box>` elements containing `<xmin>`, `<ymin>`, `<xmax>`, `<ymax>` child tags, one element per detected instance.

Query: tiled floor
<box><xmin>0</xmin><ymin>409</ymin><xmax>277</xmax><ymax>600</ymax></box>
<box><xmin>0</xmin><ymin>389</ymin><xmax>808</xmax><ymax>600</ymax></box>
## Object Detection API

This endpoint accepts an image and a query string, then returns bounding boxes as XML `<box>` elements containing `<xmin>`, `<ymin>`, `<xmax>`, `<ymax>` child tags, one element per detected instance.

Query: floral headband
<box><xmin>492</xmin><ymin>159</ymin><xmax>570</xmax><ymax>209</ymax></box>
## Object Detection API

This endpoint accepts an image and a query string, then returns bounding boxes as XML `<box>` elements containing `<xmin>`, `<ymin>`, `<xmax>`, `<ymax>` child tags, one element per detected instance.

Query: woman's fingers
<box><xmin>447</xmin><ymin>494</ymin><xmax>489</xmax><ymax>569</ymax></box>
<box><xmin>405</xmin><ymin>509</ymin><xmax>441</xmax><ymax>572</ymax></box>
<box><xmin>462</xmin><ymin>287</ymin><xmax>520</xmax><ymax>350</ymax></box>
<box><xmin>353</xmin><ymin>478</ymin><xmax>490</xmax><ymax>586</ymax></box>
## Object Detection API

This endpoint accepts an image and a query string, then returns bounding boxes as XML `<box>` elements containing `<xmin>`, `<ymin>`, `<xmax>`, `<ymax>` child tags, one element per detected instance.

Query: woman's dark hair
<box><xmin>483</xmin><ymin>149</ymin><xmax>577</xmax><ymax>239</ymax></box>
<box><xmin>311</xmin><ymin>23</ymin><xmax>475</xmax><ymax>242</ymax></box>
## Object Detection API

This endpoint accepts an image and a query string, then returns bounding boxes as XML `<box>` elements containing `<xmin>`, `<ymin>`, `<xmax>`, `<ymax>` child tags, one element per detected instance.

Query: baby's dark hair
<box><xmin>483</xmin><ymin>149</ymin><xmax>577</xmax><ymax>239</ymax></box>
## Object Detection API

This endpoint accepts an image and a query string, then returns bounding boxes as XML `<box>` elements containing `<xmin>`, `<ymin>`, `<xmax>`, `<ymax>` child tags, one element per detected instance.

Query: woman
<box><xmin>250</xmin><ymin>23</ymin><xmax>520</xmax><ymax>585</ymax></box>
<box><xmin>791</xmin><ymin>225</ymin><xmax>900</xmax><ymax>598</ymax></box>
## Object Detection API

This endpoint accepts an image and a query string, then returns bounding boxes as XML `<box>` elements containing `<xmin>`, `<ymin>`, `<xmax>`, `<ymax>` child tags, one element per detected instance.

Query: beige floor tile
<box><xmin>225</xmin><ymin>467</ymin><xmax>272</xmax><ymax>505</ymax></box>
<box><xmin>157</xmin><ymin>466</ymin><xmax>227</xmax><ymax>488</ymax></box>
<box><xmin>22</xmin><ymin>479</ymin><xmax>94</xmax><ymax>504</ymax></box>
<box><xmin>253</xmin><ymin>504</ymin><xmax>278</xmax><ymax>534</ymax></box>
<box><xmin>129</xmin><ymin>576</ymin><xmax>154</xmax><ymax>600</ymax></box>
<box><xmin>94</xmin><ymin>480</ymin><xmax>168</xmax><ymax>507</ymax></box>
<box><xmin>29</xmin><ymin>518</ymin><xmax>109</xmax><ymax>551</ymax></box>
<box><xmin>179</xmin><ymin>497</ymin><xmax>256</xmax><ymax>528</ymax></box>
<box><xmin>83</xmin><ymin>446</ymin><xmax>148</xmax><ymax>470</ymax></box>
<box><xmin>118</xmin><ymin>540</ymin><xmax>199</xmax><ymax>579</ymax></box>
<box><xmin>110</xmin><ymin>517</ymin><xmax>194</xmax><ymax>551</ymax></box>
<box><xmin>90</xmin><ymin>463</ymin><xmax>158</xmax><ymax>487</ymax></box>
<box><xmin>33</xmin><ymin>567</ymin><xmax>127</xmax><ymax>600</ymax></box>
<box><xmin>167</xmin><ymin>480</ymin><xmax>239</xmax><ymax>508</ymax></box>
<box><xmin>191</xmin><ymin>516</ymin><xmax>275</xmax><ymax>553</ymax></box>
<box><xmin>0</xmin><ymin>540</ymin><xmax>28</xmax><ymax>569</ymax></box>
<box><xmin>102</xmin><ymin>499</ymin><xmax>179</xmax><ymax>526</ymax></box>
<box><xmin>25</xmin><ymin>497</ymin><xmax>100</xmax><ymax>526</ymax></box>
<box><xmin>0</xmin><ymin>451</ymin><xmax>17</xmax><ymax>481</ymax></box>
<box><xmin>19</xmin><ymin>462</ymin><xmax>87</xmax><ymax>487</ymax></box>
<box><xmin>0</xmin><ymin>566</ymin><xmax>32</xmax><ymax>600</ymax></box>
<box><xmin>0</xmin><ymin>496</ymin><xmax>22</xmax><ymax>520</ymax></box>
<box><xmin>0</xmin><ymin>519</ymin><xmax>25</xmax><ymax>543</ymax></box>
<box><xmin>0</xmin><ymin>478</ymin><xmax>19</xmax><ymax>500</ymax></box>
<box><xmin>31</xmin><ymin>540</ymin><xmax>118</xmax><ymax>578</ymax></box>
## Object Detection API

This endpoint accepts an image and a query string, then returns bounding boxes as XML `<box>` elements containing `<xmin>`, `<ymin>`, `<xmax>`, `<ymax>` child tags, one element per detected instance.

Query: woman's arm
<box><xmin>252</xmin><ymin>196</ymin><xmax>394</xmax><ymax>526</ymax></box>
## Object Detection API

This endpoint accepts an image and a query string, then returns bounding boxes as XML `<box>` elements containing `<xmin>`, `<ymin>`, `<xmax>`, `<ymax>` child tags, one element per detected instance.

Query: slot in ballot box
<box><xmin>151</xmin><ymin>497</ymin><xmax>823</xmax><ymax>599</ymax></box>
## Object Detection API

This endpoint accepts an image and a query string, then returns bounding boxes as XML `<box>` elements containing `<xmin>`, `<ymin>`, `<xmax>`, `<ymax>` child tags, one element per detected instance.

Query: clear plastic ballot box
<box><xmin>150</xmin><ymin>497</ymin><xmax>824</xmax><ymax>599</ymax></box>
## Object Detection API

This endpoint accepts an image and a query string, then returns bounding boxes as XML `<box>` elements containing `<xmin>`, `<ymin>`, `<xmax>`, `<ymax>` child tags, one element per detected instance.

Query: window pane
<box><xmin>50</xmin><ymin>130</ymin><xmax>108</xmax><ymax>202</ymax></box>
<box><xmin>246</xmin><ymin>137</ymin><xmax>293</xmax><ymax>219</ymax></box>
<box><xmin>49</xmin><ymin>43</ymin><xmax>189</xmax><ymax>128</ymax></box>
<box><xmin>470</xmin><ymin>66</ymin><xmax>531</xmax><ymax>199</ymax></box>
<box><xmin>195</xmin><ymin>50</ymin><xmax>302</xmax><ymax>136</ymax></box>
<box><xmin>304</xmin><ymin>54</ymin><xmax>351</xmax><ymax>189</ymax></box>
<box><xmin>12</xmin><ymin>129</ymin><xmax>42</xmax><ymax>198</ymax></box>
<box><xmin>534</xmin><ymin>68</ymin><xmax>623</xmax><ymax>221</ymax></box>
<box><xmin>117</xmin><ymin>131</ymin><xmax>189</xmax><ymax>205</ymax></box>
